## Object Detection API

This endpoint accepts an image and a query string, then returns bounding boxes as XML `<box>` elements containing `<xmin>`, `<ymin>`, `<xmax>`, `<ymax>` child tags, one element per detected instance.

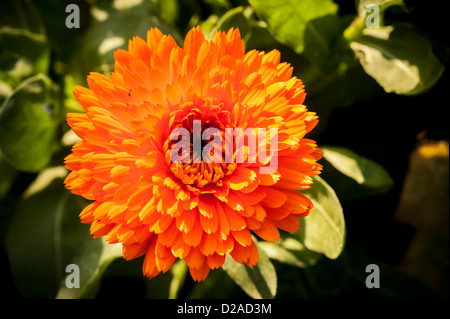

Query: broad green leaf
<box><xmin>248</xmin><ymin>0</ymin><xmax>339</xmax><ymax>70</ymax></box>
<box><xmin>0</xmin><ymin>74</ymin><xmax>59</xmax><ymax>172</ymax></box>
<box><xmin>350</xmin><ymin>25</ymin><xmax>445</xmax><ymax>95</ymax></box>
<box><xmin>5</xmin><ymin>167</ymin><xmax>90</xmax><ymax>298</ymax></box>
<box><xmin>222</xmin><ymin>240</ymin><xmax>277</xmax><ymax>299</ymax></box>
<box><xmin>0</xmin><ymin>27</ymin><xmax>50</xmax><ymax>91</ymax></box>
<box><xmin>56</xmin><ymin>238</ymin><xmax>123</xmax><ymax>299</ymax></box>
<box><xmin>321</xmin><ymin>145</ymin><xmax>393</xmax><ymax>189</ymax></box>
<box><xmin>258</xmin><ymin>234</ymin><xmax>322</xmax><ymax>268</ymax></box>
<box><xmin>298</xmin><ymin>176</ymin><xmax>345</xmax><ymax>259</ymax></box>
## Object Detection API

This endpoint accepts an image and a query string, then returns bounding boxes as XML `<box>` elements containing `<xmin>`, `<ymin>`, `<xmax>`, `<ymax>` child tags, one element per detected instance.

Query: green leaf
<box><xmin>350</xmin><ymin>25</ymin><xmax>445</xmax><ymax>95</ymax></box>
<box><xmin>0</xmin><ymin>74</ymin><xmax>59</xmax><ymax>172</ymax></box>
<box><xmin>258</xmin><ymin>233</ymin><xmax>322</xmax><ymax>268</ymax></box>
<box><xmin>222</xmin><ymin>240</ymin><xmax>277</xmax><ymax>299</ymax></box>
<box><xmin>298</xmin><ymin>176</ymin><xmax>345</xmax><ymax>259</ymax></box>
<box><xmin>0</xmin><ymin>27</ymin><xmax>50</xmax><ymax>91</ymax></box>
<box><xmin>5</xmin><ymin>167</ymin><xmax>90</xmax><ymax>298</ymax></box>
<box><xmin>248</xmin><ymin>0</ymin><xmax>339</xmax><ymax>70</ymax></box>
<box><xmin>321</xmin><ymin>145</ymin><xmax>393</xmax><ymax>189</ymax></box>
<box><xmin>55</xmin><ymin>238</ymin><xmax>123</xmax><ymax>299</ymax></box>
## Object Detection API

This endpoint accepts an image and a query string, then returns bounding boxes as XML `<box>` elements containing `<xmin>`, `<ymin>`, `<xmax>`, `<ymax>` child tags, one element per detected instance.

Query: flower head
<box><xmin>64</xmin><ymin>27</ymin><xmax>322</xmax><ymax>281</ymax></box>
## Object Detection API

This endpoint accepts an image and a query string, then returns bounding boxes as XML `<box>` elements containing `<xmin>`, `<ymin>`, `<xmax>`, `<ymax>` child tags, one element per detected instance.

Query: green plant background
<box><xmin>0</xmin><ymin>0</ymin><xmax>448</xmax><ymax>299</ymax></box>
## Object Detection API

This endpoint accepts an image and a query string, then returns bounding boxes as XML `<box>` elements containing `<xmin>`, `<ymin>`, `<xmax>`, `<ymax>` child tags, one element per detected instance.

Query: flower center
<box><xmin>164</xmin><ymin>103</ymin><xmax>236</xmax><ymax>192</ymax></box>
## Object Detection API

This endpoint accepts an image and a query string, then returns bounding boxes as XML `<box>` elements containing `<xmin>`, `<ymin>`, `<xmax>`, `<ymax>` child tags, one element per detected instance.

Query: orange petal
<box><xmin>155</xmin><ymin>254</ymin><xmax>176</xmax><ymax>273</ymax></box>
<box><xmin>264</xmin><ymin>206</ymin><xmax>292</xmax><ymax>221</ymax></box>
<box><xmin>246</xmin><ymin>240</ymin><xmax>259</xmax><ymax>268</ymax></box>
<box><xmin>184</xmin><ymin>246</ymin><xmax>205</xmax><ymax>269</ymax></box>
<box><xmin>259</xmin><ymin>186</ymin><xmax>288</xmax><ymax>208</ymax></box>
<box><xmin>222</xmin><ymin>205</ymin><xmax>246</xmax><ymax>231</ymax></box>
<box><xmin>231</xmin><ymin>229</ymin><xmax>253</xmax><ymax>247</ymax></box>
<box><xmin>271</xmin><ymin>214</ymin><xmax>300</xmax><ymax>233</ymax></box>
<box><xmin>176</xmin><ymin>209</ymin><xmax>197</xmax><ymax>233</ymax></box>
<box><xmin>158</xmin><ymin>220</ymin><xmax>181</xmax><ymax>247</ymax></box>
<box><xmin>182</xmin><ymin>215</ymin><xmax>203</xmax><ymax>247</ymax></box>
<box><xmin>226</xmin><ymin>167</ymin><xmax>257</xmax><ymax>190</ymax></box>
<box><xmin>198</xmin><ymin>194</ymin><xmax>216</xmax><ymax>218</ymax></box>
<box><xmin>215</xmin><ymin>233</ymin><xmax>234</xmax><ymax>255</ymax></box>
<box><xmin>215</xmin><ymin>201</ymin><xmax>230</xmax><ymax>239</ymax></box>
<box><xmin>276</xmin><ymin>167</ymin><xmax>313</xmax><ymax>190</ymax></box>
<box><xmin>171</xmin><ymin>238</ymin><xmax>191</xmax><ymax>259</ymax></box>
<box><xmin>230</xmin><ymin>242</ymin><xmax>251</xmax><ymax>264</ymax></box>
<box><xmin>122</xmin><ymin>241</ymin><xmax>149</xmax><ymax>260</ymax></box>
<box><xmin>188</xmin><ymin>261</ymin><xmax>211</xmax><ymax>282</ymax></box>
<box><xmin>199</xmin><ymin>232</ymin><xmax>218</xmax><ymax>256</ymax></box>
<box><xmin>142</xmin><ymin>237</ymin><xmax>159</xmax><ymax>279</ymax></box>
<box><xmin>206</xmin><ymin>253</ymin><xmax>226</xmax><ymax>270</ymax></box>
<box><xmin>252</xmin><ymin>219</ymin><xmax>280</xmax><ymax>242</ymax></box>
<box><xmin>199</xmin><ymin>208</ymin><xmax>219</xmax><ymax>234</ymax></box>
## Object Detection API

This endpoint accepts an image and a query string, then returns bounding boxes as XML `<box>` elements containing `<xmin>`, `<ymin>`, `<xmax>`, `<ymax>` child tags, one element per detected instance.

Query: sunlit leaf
<box><xmin>350</xmin><ymin>25</ymin><xmax>445</xmax><ymax>95</ymax></box>
<box><xmin>298</xmin><ymin>176</ymin><xmax>345</xmax><ymax>259</ymax></box>
<box><xmin>258</xmin><ymin>234</ymin><xmax>322</xmax><ymax>268</ymax></box>
<box><xmin>222</xmin><ymin>240</ymin><xmax>277</xmax><ymax>299</ymax></box>
<box><xmin>248</xmin><ymin>0</ymin><xmax>340</xmax><ymax>70</ymax></box>
<box><xmin>322</xmin><ymin>145</ymin><xmax>393</xmax><ymax>190</ymax></box>
<box><xmin>0</xmin><ymin>74</ymin><xmax>59</xmax><ymax>172</ymax></box>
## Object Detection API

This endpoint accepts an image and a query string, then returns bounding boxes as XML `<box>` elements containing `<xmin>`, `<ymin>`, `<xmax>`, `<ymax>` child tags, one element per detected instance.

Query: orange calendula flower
<box><xmin>64</xmin><ymin>27</ymin><xmax>322</xmax><ymax>281</ymax></box>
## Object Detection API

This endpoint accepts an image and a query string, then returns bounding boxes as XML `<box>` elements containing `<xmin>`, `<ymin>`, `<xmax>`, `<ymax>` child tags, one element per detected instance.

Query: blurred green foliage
<box><xmin>0</xmin><ymin>0</ymin><xmax>447</xmax><ymax>299</ymax></box>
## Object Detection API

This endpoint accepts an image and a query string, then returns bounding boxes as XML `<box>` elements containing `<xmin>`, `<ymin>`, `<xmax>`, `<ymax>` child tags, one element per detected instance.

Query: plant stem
<box><xmin>343</xmin><ymin>16</ymin><xmax>366</xmax><ymax>43</ymax></box>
